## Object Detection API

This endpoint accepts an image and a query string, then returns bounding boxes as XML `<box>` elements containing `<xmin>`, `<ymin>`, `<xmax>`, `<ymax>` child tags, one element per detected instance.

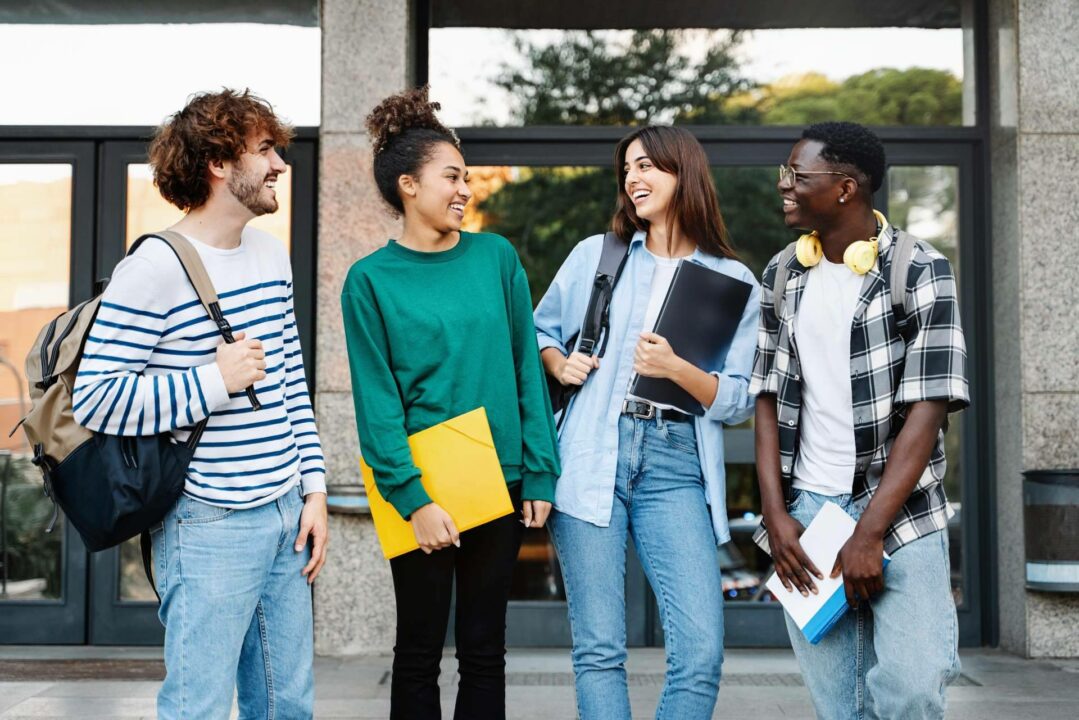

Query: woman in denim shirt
<box><xmin>533</xmin><ymin>125</ymin><xmax>760</xmax><ymax>720</ymax></box>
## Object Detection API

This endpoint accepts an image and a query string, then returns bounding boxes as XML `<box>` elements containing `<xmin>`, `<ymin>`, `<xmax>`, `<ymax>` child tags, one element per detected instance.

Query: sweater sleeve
<box><xmin>282</xmin><ymin>281</ymin><xmax>327</xmax><ymax>495</ymax></box>
<box><xmin>509</xmin><ymin>261</ymin><xmax>561</xmax><ymax>503</ymax></box>
<box><xmin>72</xmin><ymin>254</ymin><xmax>231</xmax><ymax>436</ymax></box>
<box><xmin>341</xmin><ymin>277</ymin><xmax>432</xmax><ymax>519</ymax></box>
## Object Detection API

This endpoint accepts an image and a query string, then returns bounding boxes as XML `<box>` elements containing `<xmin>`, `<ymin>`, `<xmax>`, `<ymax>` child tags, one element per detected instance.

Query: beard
<box><xmin>227</xmin><ymin>163</ymin><xmax>278</xmax><ymax>216</ymax></box>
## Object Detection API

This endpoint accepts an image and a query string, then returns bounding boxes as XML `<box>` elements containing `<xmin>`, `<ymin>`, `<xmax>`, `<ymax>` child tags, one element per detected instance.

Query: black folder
<box><xmin>628</xmin><ymin>260</ymin><xmax>753</xmax><ymax>414</ymax></box>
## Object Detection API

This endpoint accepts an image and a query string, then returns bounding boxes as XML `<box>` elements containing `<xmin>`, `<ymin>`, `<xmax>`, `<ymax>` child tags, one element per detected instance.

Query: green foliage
<box><xmin>747</xmin><ymin>68</ymin><xmax>963</xmax><ymax>126</ymax></box>
<box><xmin>492</xmin><ymin>30</ymin><xmax>755</xmax><ymax>126</ymax></box>
<box><xmin>0</xmin><ymin>455</ymin><xmax>62</xmax><ymax>599</ymax></box>
<box><xmin>479</xmin><ymin>168</ymin><xmax>616</xmax><ymax>305</ymax></box>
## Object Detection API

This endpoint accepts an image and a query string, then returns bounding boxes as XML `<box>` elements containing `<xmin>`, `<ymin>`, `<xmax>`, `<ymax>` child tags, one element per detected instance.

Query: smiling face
<box><xmin>622</xmin><ymin>138</ymin><xmax>677</xmax><ymax>225</ymax></box>
<box><xmin>400</xmin><ymin>141</ymin><xmax>472</xmax><ymax>232</ymax></box>
<box><xmin>778</xmin><ymin>139</ymin><xmax>853</xmax><ymax>232</ymax></box>
<box><xmin>226</xmin><ymin>129</ymin><xmax>287</xmax><ymax>216</ymax></box>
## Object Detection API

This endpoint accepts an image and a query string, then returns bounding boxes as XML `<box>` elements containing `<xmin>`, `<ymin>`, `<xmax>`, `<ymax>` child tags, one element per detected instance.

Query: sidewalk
<box><xmin>1</xmin><ymin>646</ymin><xmax>1078</xmax><ymax>718</ymax></box>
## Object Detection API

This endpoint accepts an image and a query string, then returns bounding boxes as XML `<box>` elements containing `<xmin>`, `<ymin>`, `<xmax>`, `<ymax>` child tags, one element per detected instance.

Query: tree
<box><xmin>730</xmin><ymin>68</ymin><xmax>962</xmax><ymax>126</ymax></box>
<box><xmin>492</xmin><ymin>30</ymin><xmax>755</xmax><ymax>126</ymax></box>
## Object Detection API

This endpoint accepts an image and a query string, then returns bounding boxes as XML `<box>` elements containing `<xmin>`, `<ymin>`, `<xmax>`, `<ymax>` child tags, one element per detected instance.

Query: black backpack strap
<box><xmin>130</xmin><ymin>232</ymin><xmax>260</xmax><ymax>412</ymax></box>
<box><xmin>553</xmin><ymin>232</ymin><xmax>630</xmax><ymax>431</ymax></box>
<box><xmin>141</xmin><ymin>529</ymin><xmax>160</xmax><ymax>603</ymax></box>
<box><xmin>575</xmin><ymin>231</ymin><xmax>630</xmax><ymax>357</ymax></box>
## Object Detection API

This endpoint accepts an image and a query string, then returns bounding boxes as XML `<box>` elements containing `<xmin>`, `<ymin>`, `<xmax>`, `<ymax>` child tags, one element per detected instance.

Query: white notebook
<box><xmin>765</xmin><ymin>501</ymin><xmax>890</xmax><ymax>644</ymax></box>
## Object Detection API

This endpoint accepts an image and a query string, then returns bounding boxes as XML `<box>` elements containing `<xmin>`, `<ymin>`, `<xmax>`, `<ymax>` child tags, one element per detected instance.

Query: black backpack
<box><xmin>16</xmin><ymin>231</ymin><xmax>258</xmax><ymax>597</ymax></box>
<box><xmin>547</xmin><ymin>232</ymin><xmax>630</xmax><ymax>429</ymax></box>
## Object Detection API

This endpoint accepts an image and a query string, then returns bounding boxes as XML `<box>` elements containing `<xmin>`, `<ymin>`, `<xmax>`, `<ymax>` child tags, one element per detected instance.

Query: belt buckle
<box><xmin>623</xmin><ymin>400</ymin><xmax>655</xmax><ymax>420</ymax></box>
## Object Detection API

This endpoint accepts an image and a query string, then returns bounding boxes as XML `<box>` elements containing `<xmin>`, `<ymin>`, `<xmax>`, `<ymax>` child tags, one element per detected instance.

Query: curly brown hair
<box><xmin>365</xmin><ymin>85</ymin><xmax>459</xmax><ymax>215</ymax></box>
<box><xmin>148</xmin><ymin>88</ymin><xmax>294</xmax><ymax>212</ymax></box>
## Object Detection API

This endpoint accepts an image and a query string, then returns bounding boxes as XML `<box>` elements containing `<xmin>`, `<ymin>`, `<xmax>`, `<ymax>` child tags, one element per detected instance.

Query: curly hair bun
<box><xmin>365</xmin><ymin>85</ymin><xmax>458</xmax><ymax>155</ymax></box>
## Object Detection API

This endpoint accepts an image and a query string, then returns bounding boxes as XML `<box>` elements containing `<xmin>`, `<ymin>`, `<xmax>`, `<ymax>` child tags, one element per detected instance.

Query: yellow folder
<box><xmin>360</xmin><ymin>407</ymin><xmax>514</xmax><ymax>559</ymax></box>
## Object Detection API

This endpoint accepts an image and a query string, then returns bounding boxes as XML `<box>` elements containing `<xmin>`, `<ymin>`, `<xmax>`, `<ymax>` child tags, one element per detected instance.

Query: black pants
<box><xmin>389</xmin><ymin>487</ymin><xmax>524</xmax><ymax>720</ymax></box>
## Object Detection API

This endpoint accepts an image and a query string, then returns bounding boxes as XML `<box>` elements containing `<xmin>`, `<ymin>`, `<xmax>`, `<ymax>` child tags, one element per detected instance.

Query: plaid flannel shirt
<box><xmin>750</xmin><ymin>223</ymin><xmax>969</xmax><ymax>555</ymax></box>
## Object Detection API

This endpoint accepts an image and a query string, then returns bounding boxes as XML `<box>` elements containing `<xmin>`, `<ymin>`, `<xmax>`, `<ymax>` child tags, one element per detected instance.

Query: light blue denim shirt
<box><xmin>534</xmin><ymin>231</ymin><xmax>761</xmax><ymax>545</ymax></box>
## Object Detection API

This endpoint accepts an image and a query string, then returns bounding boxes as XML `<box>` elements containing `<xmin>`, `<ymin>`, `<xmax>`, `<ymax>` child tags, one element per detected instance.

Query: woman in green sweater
<box><xmin>341</xmin><ymin>86</ymin><xmax>560</xmax><ymax>720</ymax></box>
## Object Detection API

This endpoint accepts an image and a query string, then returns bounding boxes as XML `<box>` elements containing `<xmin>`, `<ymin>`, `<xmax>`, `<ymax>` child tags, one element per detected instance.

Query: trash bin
<box><xmin>1023</xmin><ymin>470</ymin><xmax>1079</xmax><ymax>592</ymax></box>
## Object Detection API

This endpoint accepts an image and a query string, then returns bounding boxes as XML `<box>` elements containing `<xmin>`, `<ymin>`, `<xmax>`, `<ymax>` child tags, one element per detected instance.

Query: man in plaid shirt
<box><xmin>751</xmin><ymin>122</ymin><xmax>969</xmax><ymax>719</ymax></box>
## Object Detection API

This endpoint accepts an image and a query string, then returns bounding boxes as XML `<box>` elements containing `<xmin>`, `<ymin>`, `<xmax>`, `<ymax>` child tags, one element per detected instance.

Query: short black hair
<box><xmin>801</xmin><ymin>122</ymin><xmax>886</xmax><ymax>193</ymax></box>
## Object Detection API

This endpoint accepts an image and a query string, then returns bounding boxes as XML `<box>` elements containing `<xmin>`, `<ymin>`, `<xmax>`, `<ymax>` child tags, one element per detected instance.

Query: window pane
<box><xmin>0</xmin><ymin>24</ymin><xmax>319</xmax><ymax>126</ymax></box>
<box><xmin>889</xmin><ymin>165</ymin><xmax>963</xmax><ymax>605</ymax></box>
<box><xmin>125</xmin><ymin>164</ymin><xmax>292</xmax><ymax>253</ymax></box>
<box><xmin>118</xmin><ymin>536</ymin><xmax>155</xmax><ymax>602</ymax></box>
<box><xmin>431</xmin><ymin>26</ymin><xmax>969</xmax><ymax>127</ymax></box>
<box><xmin>0</xmin><ymin>163</ymin><xmax>71</xmax><ymax>602</ymax></box>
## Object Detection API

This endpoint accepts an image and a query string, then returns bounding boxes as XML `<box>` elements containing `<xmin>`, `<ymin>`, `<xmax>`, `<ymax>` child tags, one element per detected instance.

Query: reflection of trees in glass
<box><xmin>728</xmin><ymin>69</ymin><xmax>962</xmax><ymax>126</ymax></box>
<box><xmin>476</xmin><ymin>167</ymin><xmax>615</xmax><ymax>306</ymax></box>
<box><xmin>492</xmin><ymin>30</ymin><xmax>754</xmax><ymax>126</ymax></box>
<box><xmin>1</xmin><ymin>455</ymin><xmax>62</xmax><ymax>600</ymax></box>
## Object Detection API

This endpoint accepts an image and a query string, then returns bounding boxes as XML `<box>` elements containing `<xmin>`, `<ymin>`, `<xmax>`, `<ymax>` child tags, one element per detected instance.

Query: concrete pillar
<box><xmin>989</xmin><ymin>0</ymin><xmax>1079</xmax><ymax>658</ymax></box>
<box><xmin>314</xmin><ymin>0</ymin><xmax>416</xmax><ymax>655</ymax></box>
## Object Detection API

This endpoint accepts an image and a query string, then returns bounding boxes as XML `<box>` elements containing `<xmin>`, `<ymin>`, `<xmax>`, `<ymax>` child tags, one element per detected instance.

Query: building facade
<box><xmin>0</xmin><ymin>0</ymin><xmax>1075</xmax><ymax>658</ymax></box>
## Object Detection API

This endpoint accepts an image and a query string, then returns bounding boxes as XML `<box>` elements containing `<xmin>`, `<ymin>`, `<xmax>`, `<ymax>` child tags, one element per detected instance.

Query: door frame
<box><xmin>0</xmin><ymin>140</ymin><xmax>96</xmax><ymax>644</ymax></box>
<box><xmin>0</xmin><ymin>128</ymin><xmax>318</xmax><ymax>645</ymax></box>
<box><xmin>456</xmin><ymin>127</ymin><xmax>992</xmax><ymax>648</ymax></box>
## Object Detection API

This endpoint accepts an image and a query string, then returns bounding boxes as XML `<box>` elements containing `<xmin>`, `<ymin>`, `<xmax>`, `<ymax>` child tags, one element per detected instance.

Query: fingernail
<box><xmin>295</xmin><ymin>545</ymin><xmax>302</xmax><ymax>552</ymax></box>
<box><xmin>453</xmin><ymin>540</ymin><xmax>460</xmax><ymax>548</ymax></box>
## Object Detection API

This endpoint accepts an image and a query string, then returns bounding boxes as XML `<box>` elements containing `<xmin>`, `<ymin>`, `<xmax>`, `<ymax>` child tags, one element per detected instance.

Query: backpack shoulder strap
<box><xmin>889</xmin><ymin>228</ymin><xmax>917</xmax><ymax>318</ymax></box>
<box><xmin>772</xmin><ymin>242</ymin><xmax>798</xmax><ymax>321</ymax></box>
<box><xmin>576</xmin><ymin>231</ymin><xmax>629</xmax><ymax>356</ymax></box>
<box><xmin>129</xmin><ymin>231</ymin><xmax>222</xmax><ymax>330</ymax></box>
<box><xmin>129</xmin><ymin>231</ymin><xmax>261</xmax><ymax>410</ymax></box>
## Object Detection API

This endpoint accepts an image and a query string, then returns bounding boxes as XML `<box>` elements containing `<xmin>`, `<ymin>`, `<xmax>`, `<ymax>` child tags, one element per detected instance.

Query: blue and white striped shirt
<box><xmin>72</xmin><ymin>228</ymin><xmax>326</xmax><ymax>508</ymax></box>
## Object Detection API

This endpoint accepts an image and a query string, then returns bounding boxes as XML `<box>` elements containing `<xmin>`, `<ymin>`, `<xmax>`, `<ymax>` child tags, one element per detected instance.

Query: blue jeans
<box><xmin>784</xmin><ymin>488</ymin><xmax>960</xmax><ymax>720</ymax></box>
<box><xmin>551</xmin><ymin>415</ymin><xmax>723</xmax><ymax>720</ymax></box>
<box><xmin>151</xmin><ymin>484</ymin><xmax>314</xmax><ymax>720</ymax></box>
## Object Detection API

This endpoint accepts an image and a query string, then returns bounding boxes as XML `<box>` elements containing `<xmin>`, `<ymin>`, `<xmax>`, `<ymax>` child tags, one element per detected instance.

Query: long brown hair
<box><xmin>611</xmin><ymin>125</ymin><xmax>738</xmax><ymax>260</ymax></box>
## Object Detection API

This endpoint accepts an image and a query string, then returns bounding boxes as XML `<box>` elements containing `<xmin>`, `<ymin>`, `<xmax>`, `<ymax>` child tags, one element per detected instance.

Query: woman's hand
<box><xmin>410</xmin><ymin>503</ymin><xmax>460</xmax><ymax>554</ymax></box>
<box><xmin>522</xmin><ymin>500</ymin><xmax>552</xmax><ymax>528</ymax></box>
<box><xmin>558</xmin><ymin>351</ymin><xmax>599</xmax><ymax>386</ymax></box>
<box><xmin>633</xmin><ymin>332</ymin><xmax>685</xmax><ymax>379</ymax></box>
<box><xmin>766</xmin><ymin>509</ymin><xmax>824</xmax><ymax>597</ymax></box>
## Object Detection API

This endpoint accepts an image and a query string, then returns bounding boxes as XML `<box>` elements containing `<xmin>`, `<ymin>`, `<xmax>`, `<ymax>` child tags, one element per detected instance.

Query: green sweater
<box><xmin>341</xmin><ymin>231</ymin><xmax>560</xmax><ymax>519</ymax></box>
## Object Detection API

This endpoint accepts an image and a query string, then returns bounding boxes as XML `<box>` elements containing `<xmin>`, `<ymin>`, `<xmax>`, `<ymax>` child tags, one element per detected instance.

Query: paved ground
<box><xmin>1</xmin><ymin>646</ymin><xmax>1078</xmax><ymax>718</ymax></box>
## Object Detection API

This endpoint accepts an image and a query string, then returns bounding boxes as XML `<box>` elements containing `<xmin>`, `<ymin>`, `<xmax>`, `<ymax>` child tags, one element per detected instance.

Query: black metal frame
<box><xmin>424</xmin><ymin>1</ymin><xmax>997</xmax><ymax>649</ymax></box>
<box><xmin>0</xmin><ymin>140</ymin><xmax>95</xmax><ymax>644</ymax></box>
<box><xmin>0</xmin><ymin>127</ymin><xmax>318</xmax><ymax>645</ymax></box>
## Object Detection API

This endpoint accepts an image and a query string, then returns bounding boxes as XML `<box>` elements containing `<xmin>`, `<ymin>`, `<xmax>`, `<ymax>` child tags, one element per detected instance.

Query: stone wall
<box><xmin>990</xmin><ymin>0</ymin><xmax>1079</xmax><ymax>658</ymax></box>
<box><xmin>314</xmin><ymin>0</ymin><xmax>415</xmax><ymax>656</ymax></box>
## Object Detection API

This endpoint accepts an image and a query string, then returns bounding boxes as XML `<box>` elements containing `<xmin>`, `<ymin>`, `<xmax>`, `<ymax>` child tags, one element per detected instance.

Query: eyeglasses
<box><xmin>778</xmin><ymin>164</ymin><xmax>856</xmax><ymax>187</ymax></box>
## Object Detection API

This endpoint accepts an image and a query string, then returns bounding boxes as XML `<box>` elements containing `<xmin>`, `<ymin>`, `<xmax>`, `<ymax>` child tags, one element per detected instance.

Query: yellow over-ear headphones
<box><xmin>795</xmin><ymin>210</ymin><xmax>889</xmax><ymax>275</ymax></box>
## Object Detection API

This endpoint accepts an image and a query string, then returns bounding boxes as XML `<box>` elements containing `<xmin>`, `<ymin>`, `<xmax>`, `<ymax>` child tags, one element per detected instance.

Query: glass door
<box><xmin>0</xmin><ymin>142</ymin><xmax>95</xmax><ymax>644</ymax></box>
<box><xmin>88</xmin><ymin>138</ymin><xmax>318</xmax><ymax>644</ymax></box>
<box><xmin>457</xmin><ymin>134</ymin><xmax>989</xmax><ymax>648</ymax></box>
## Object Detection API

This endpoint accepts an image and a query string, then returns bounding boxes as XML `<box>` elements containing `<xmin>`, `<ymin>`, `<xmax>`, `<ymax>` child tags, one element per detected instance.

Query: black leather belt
<box><xmin>621</xmin><ymin>399</ymin><xmax>693</xmax><ymax>424</ymax></box>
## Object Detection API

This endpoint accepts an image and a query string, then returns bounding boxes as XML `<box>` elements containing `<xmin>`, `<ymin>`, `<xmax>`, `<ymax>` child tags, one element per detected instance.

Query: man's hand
<box><xmin>295</xmin><ymin>492</ymin><xmax>328</xmax><ymax>585</ymax></box>
<box><xmin>634</xmin><ymin>332</ymin><xmax>685</xmax><ymax>379</ymax></box>
<box><xmin>410</xmin><ymin>503</ymin><xmax>460</xmax><ymax>554</ymax></box>
<box><xmin>767</xmin><ymin>509</ymin><xmax>824</xmax><ymax>597</ymax></box>
<box><xmin>522</xmin><ymin>500</ymin><xmax>552</xmax><ymax>528</ymax></box>
<box><xmin>216</xmin><ymin>331</ymin><xmax>266</xmax><ymax>393</ymax></box>
<box><xmin>557</xmin><ymin>351</ymin><xmax>599</xmax><ymax>386</ymax></box>
<box><xmin>832</xmin><ymin>528</ymin><xmax>885</xmax><ymax>608</ymax></box>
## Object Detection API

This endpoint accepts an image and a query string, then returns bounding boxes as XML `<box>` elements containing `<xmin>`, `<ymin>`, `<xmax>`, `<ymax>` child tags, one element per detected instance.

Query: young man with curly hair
<box><xmin>72</xmin><ymin>89</ymin><xmax>327</xmax><ymax>719</ymax></box>
<box><xmin>751</xmin><ymin>122</ymin><xmax>968</xmax><ymax>719</ymax></box>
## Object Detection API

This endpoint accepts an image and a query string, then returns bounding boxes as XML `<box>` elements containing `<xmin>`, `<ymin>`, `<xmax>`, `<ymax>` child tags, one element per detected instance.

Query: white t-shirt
<box><xmin>791</xmin><ymin>258</ymin><xmax>864</xmax><ymax>496</ymax></box>
<box><xmin>626</xmin><ymin>250</ymin><xmax>687</xmax><ymax>412</ymax></box>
